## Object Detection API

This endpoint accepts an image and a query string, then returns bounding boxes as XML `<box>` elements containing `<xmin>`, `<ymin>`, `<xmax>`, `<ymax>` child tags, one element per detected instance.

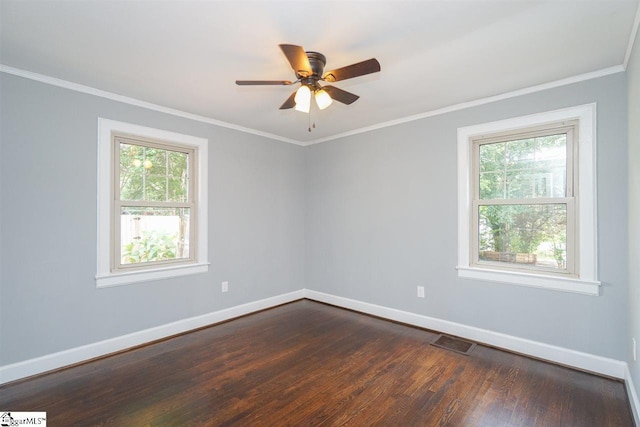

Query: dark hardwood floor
<box><xmin>0</xmin><ymin>300</ymin><xmax>634</xmax><ymax>426</ymax></box>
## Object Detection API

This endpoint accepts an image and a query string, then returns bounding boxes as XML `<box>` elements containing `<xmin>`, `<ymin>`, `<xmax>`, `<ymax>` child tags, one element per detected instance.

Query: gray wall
<box><xmin>305</xmin><ymin>73</ymin><xmax>628</xmax><ymax>360</ymax></box>
<box><xmin>0</xmin><ymin>72</ymin><xmax>3</xmax><ymax>363</ymax></box>
<box><xmin>628</xmin><ymin>26</ymin><xmax>640</xmax><ymax>394</ymax></box>
<box><xmin>0</xmin><ymin>73</ymin><xmax>305</xmax><ymax>365</ymax></box>
<box><xmin>0</xmin><ymin>68</ymin><xmax>631</xmax><ymax>368</ymax></box>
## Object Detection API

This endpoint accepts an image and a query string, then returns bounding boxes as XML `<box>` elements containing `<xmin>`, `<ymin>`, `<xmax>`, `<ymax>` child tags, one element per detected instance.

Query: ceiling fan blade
<box><xmin>279</xmin><ymin>44</ymin><xmax>313</xmax><ymax>77</ymax></box>
<box><xmin>323</xmin><ymin>86</ymin><xmax>360</xmax><ymax>105</ymax></box>
<box><xmin>236</xmin><ymin>80</ymin><xmax>293</xmax><ymax>85</ymax></box>
<box><xmin>279</xmin><ymin>90</ymin><xmax>297</xmax><ymax>109</ymax></box>
<box><xmin>322</xmin><ymin>58</ymin><xmax>381</xmax><ymax>82</ymax></box>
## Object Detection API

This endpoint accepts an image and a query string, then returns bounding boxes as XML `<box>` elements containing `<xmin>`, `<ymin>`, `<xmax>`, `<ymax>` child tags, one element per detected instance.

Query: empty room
<box><xmin>1</xmin><ymin>0</ymin><xmax>639</xmax><ymax>425</ymax></box>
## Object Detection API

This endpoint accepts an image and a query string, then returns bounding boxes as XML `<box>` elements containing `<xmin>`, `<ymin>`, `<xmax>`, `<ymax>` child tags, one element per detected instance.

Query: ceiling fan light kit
<box><xmin>294</xmin><ymin>85</ymin><xmax>311</xmax><ymax>113</ymax></box>
<box><xmin>236</xmin><ymin>44</ymin><xmax>380</xmax><ymax>115</ymax></box>
<box><xmin>314</xmin><ymin>88</ymin><xmax>333</xmax><ymax>110</ymax></box>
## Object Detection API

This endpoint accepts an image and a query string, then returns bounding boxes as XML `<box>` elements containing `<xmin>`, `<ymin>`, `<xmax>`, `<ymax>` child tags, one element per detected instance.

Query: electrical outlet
<box><xmin>222</xmin><ymin>281</ymin><xmax>229</xmax><ymax>293</ymax></box>
<box><xmin>417</xmin><ymin>286</ymin><xmax>425</xmax><ymax>298</ymax></box>
<box><xmin>633</xmin><ymin>338</ymin><xmax>637</xmax><ymax>361</ymax></box>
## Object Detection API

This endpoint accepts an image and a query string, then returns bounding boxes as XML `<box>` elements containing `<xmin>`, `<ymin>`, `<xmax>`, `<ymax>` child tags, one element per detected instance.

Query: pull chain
<box><xmin>308</xmin><ymin>110</ymin><xmax>311</xmax><ymax>132</ymax></box>
<box><xmin>308</xmin><ymin>107</ymin><xmax>316</xmax><ymax>132</ymax></box>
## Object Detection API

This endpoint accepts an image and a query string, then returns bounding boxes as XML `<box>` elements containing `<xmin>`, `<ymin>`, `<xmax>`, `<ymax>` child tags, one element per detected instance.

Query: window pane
<box><xmin>478</xmin><ymin>204</ymin><xmax>567</xmax><ymax>271</ymax></box>
<box><xmin>120</xmin><ymin>206</ymin><xmax>191</xmax><ymax>265</ymax></box>
<box><xmin>119</xmin><ymin>143</ymin><xmax>144</xmax><ymax>200</ymax></box>
<box><xmin>120</xmin><ymin>143</ymin><xmax>189</xmax><ymax>202</ymax></box>
<box><xmin>168</xmin><ymin>177</ymin><xmax>188</xmax><ymax>202</ymax></box>
<box><xmin>144</xmin><ymin>173</ymin><xmax>168</xmax><ymax>202</ymax></box>
<box><xmin>479</xmin><ymin>134</ymin><xmax>566</xmax><ymax>199</ymax></box>
<box><xmin>168</xmin><ymin>151</ymin><xmax>189</xmax><ymax>202</ymax></box>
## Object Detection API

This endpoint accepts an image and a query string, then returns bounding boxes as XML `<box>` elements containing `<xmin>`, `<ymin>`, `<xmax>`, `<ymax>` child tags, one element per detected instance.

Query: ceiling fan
<box><xmin>236</xmin><ymin>44</ymin><xmax>381</xmax><ymax>113</ymax></box>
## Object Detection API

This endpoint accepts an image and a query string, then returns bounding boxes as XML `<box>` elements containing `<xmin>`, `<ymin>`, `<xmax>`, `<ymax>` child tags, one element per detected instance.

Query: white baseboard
<box><xmin>1</xmin><ymin>288</ymin><xmax>632</xmax><ymax>391</ymax></box>
<box><xmin>626</xmin><ymin>365</ymin><xmax>640</xmax><ymax>426</ymax></box>
<box><xmin>0</xmin><ymin>290</ymin><xmax>304</xmax><ymax>385</ymax></box>
<box><xmin>303</xmin><ymin>289</ymin><xmax>628</xmax><ymax>379</ymax></box>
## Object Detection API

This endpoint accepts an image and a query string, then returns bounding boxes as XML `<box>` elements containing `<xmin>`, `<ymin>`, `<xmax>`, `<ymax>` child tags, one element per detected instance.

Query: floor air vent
<box><xmin>430</xmin><ymin>334</ymin><xmax>477</xmax><ymax>356</ymax></box>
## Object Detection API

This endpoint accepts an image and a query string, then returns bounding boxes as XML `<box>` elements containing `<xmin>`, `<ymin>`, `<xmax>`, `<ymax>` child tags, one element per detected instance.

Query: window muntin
<box><xmin>113</xmin><ymin>135</ymin><xmax>197</xmax><ymax>272</ymax></box>
<box><xmin>471</xmin><ymin>122</ymin><xmax>577</xmax><ymax>276</ymax></box>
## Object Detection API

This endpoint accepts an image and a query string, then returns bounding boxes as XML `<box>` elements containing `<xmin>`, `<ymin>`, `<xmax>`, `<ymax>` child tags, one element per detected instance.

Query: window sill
<box><xmin>456</xmin><ymin>266</ymin><xmax>600</xmax><ymax>296</ymax></box>
<box><xmin>96</xmin><ymin>262</ymin><xmax>209</xmax><ymax>288</ymax></box>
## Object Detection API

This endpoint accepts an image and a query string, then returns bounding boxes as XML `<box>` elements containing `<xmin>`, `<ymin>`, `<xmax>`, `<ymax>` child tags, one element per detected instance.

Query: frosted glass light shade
<box><xmin>294</xmin><ymin>85</ymin><xmax>311</xmax><ymax>113</ymax></box>
<box><xmin>315</xmin><ymin>89</ymin><xmax>333</xmax><ymax>110</ymax></box>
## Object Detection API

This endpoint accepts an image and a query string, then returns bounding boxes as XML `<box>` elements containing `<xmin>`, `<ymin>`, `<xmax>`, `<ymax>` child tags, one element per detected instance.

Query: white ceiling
<box><xmin>1</xmin><ymin>0</ymin><xmax>638</xmax><ymax>144</ymax></box>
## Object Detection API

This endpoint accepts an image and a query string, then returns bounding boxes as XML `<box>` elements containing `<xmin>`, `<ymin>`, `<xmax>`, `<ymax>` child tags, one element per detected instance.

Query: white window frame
<box><xmin>457</xmin><ymin>104</ymin><xmax>600</xmax><ymax>295</ymax></box>
<box><xmin>96</xmin><ymin>119</ymin><xmax>208</xmax><ymax>287</ymax></box>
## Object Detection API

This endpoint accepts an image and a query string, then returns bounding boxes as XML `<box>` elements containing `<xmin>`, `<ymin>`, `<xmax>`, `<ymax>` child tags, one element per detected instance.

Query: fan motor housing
<box><xmin>303</xmin><ymin>51</ymin><xmax>326</xmax><ymax>78</ymax></box>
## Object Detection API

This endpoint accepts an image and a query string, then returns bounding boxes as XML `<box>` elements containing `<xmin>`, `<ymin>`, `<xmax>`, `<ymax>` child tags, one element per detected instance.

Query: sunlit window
<box><xmin>114</xmin><ymin>136</ymin><xmax>196</xmax><ymax>270</ymax></box>
<box><xmin>472</xmin><ymin>125</ymin><xmax>576</xmax><ymax>275</ymax></box>
<box><xmin>456</xmin><ymin>104</ymin><xmax>599</xmax><ymax>295</ymax></box>
<box><xmin>96</xmin><ymin>119</ymin><xmax>208</xmax><ymax>287</ymax></box>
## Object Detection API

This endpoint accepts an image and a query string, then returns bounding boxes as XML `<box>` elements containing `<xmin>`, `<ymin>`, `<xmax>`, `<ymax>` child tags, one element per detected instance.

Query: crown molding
<box><xmin>624</xmin><ymin>1</ymin><xmax>640</xmax><ymax>70</ymax></box>
<box><xmin>0</xmin><ymin>64</ymin><xmax>303</xmax><ymax>146</ymax></box>
<box><xmin>1</xmin><ymin>63</ymin><xmax>626</xmax><ymax>147</ymax></box>
<box><xmin>303</xmin><ymin>65</ymin><xmax>625</xmax><ymax>145</ymax></box>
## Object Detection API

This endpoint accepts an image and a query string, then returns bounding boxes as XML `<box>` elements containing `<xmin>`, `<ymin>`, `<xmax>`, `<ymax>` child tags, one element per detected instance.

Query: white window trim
<box><xmin>96</xmin><ymin>118</ymin><xmax>209</xmax><ymax>287</ymax></box>
<box><xmin>457</xmin><ymin>104</ymin><xmax>600</xmax><ymax>296</ymax></box>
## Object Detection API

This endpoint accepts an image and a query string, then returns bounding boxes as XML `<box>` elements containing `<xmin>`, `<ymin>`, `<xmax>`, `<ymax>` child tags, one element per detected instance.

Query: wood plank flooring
<box><xmin>0</xmin><ymin>300</ymin><xmax>634</xmax><ymax>426</ymax></box>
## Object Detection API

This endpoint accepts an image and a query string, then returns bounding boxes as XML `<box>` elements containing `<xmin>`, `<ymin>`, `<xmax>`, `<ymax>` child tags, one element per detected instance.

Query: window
<box><xmin>457</xmin><ymin>104</ymin><xmax>599</xmax><ymax>295</ymax></box>
<box><xmin>473</xmin><ymin>122</ymin><xmax>576</xmax><ymax>275</ymax></box>
<box><xmin>97</xmin><ymin>119</ymin><xmax>208</xmax><ymax>287</ymax></box>
<box><xmin>115</xmin><ymin>135</ymin><xmax>195</xmax><ymax>270</ymax></box>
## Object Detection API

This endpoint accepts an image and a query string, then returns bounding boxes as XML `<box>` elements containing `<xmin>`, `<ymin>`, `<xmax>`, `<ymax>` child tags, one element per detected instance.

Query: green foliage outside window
<box><xmin>479</xmin><ymin>204</ymin><xmax>566</xmax><ymax>255</ymax></box>
<box><xmin>122</xmin><ymin>230</ymin><xmax>178</xmax><ymax>264</ymax></box>
<box><xmin>478</xmin><ymin>134</ymin><xmax>568</xmax><ymax>268</ymax></box>
<box><xmin>119</xmin><ymin>143</ymin><xmax>189</xmax><ymax>202</ymax></box>
<box><xmin>118</xmin><ymin>141</ymin><xmax>191</xmax><ymax>265</ymax></box>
